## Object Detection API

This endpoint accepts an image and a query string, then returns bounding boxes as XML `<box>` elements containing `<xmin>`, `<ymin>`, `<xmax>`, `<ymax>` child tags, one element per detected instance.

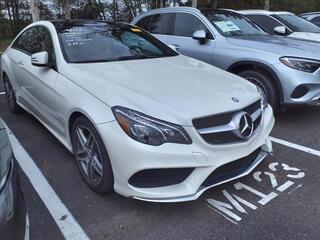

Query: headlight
<box><xmin>280</xmin><ymin>57</ymin><xmax>320</xmax><ymax>73</ymax></box>
<box><xmin>112</xmin><ymin>106</ymin><xmax>192</xmax><ymax>146</ymax></box>
<box><xmin>257</xmin><ymin>86</ymin><xmax>268</xmax><ymax>109</ymax></box>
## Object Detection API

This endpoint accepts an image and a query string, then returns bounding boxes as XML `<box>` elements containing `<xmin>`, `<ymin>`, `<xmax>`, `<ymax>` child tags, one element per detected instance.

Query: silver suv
<box><xmin>132</xmin><ymin>8</ymin><xmax>320</xmax><ymax>110</ymax></box>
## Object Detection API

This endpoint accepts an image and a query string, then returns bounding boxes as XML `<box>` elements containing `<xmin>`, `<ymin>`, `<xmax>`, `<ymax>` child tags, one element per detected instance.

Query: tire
<box><xmin>237</xmin><ymin>69</ymin><xmax>279</xmax><ymax>111</ymax></box>
<box><xmin>3</xmin><ymin>75</ymin><xmax>22</xmax><ymax>113</ymax></box>
<box><xmin>71</xmin><ymin>116</ymin><xmax>114</xmax><ymax>194</ymax></box>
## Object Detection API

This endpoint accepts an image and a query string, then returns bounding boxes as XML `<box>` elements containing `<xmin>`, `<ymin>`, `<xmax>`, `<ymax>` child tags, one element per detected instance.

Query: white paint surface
<box><xmin>1</xmin><ymin>120</ymin><xmax>90</xmax><ymax>240</ymax></box>
<box><xmin>0</xmin><ymin>92</ymin><xmax>6</xmax><ymax>95</ymax></box>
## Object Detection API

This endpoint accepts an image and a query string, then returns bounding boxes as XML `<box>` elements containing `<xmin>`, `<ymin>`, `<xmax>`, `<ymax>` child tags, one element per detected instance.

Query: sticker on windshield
<box><xmin>214</xmin><ymin>21</ymin><xmax>240</xmax><ymax>32</ymax></box>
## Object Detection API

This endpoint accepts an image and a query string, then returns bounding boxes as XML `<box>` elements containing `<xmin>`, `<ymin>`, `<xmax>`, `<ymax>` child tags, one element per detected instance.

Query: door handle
<box><xmin>18</xmin><ymin>60</ymin><xmax>24</xmax><ymax>67</ymax></box>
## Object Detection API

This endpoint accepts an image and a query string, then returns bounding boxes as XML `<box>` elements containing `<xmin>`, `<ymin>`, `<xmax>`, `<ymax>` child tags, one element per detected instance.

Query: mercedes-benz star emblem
<box><xmin>233</xmin><ymin>112</ymin><xmax>254</xmax><ymax>139</ymax></box>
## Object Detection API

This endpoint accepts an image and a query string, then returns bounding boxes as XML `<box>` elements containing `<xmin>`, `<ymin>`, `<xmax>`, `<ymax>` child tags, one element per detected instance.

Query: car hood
<box><xmin>290</xmin><ymin>32</ymin><xmax>320</xmax><ymax>42</ymax></box>
<box><xmin>226</xmin><ymin>35</ymin><xmax>320</xmax><ymax>59</ymax></box>
<box><xmin>63</xmin><ymin>55</ymin><xmax>260</xmax><ymax>126</ymax></box>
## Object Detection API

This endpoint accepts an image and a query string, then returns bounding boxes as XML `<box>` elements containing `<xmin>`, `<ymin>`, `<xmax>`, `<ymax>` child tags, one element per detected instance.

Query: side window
<box><xmin>12</xmin><ymin>26</ymin><xmax>54</xmax><ymax>62</ymax></box>
<box><xmin>37</xmin><ymin>27</ymin><xmax>55</xmax><ymax>62</ymax></box>
<box><xmin>311</xmin><ymin>16</ymin><xmax>320</xmax><ymax>26</ymax></box>
<box><xmin>149</xmin><ymin>13</ymin><xmax>171</xmax><ymax>34</ymax></box>
<box><xmin>248</xmin><ymin>15</ymin><xmax>282</xmax><ymax>34</ymax></box>
<box><xmin>173</xmin><ymin>13</ymin><xmax>211</xmax><ymax>38</ymax></box>
<box><xmin>12</xmin><ymin>28</ymin><xmax>34</xmax><ymax>54</ymax></box>
<box><xmin>136</xmin><ymin>16</ymin><xmax>152</xmax><ymax>32</ymax></box>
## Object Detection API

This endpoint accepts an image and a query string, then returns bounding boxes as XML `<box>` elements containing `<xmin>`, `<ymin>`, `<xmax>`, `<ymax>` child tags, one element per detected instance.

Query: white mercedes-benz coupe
<box><xmin>0</xmin><ymin>20</ymin><xmax>274</xmax><ymax>202</ymax></box>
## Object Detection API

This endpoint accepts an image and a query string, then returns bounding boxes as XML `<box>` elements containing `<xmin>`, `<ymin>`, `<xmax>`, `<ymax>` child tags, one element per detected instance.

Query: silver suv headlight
<box><xmin>280</xmin><ymin>57</ymin><xmax>320</xmax><ymax>73</ymax></box>
<box><xmin>112</xmin><ymin>106</ymin><xmax>192</xmax><ymax>146</ymax></box>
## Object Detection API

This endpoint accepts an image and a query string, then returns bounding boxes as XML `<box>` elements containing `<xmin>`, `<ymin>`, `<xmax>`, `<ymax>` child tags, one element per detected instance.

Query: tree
<box><xmin>264</xmin><ymin>0</ymin><xmax>270</xmax><ymax>10</ymax></box>
<box><xmin>60</xmin><ymin>0</ymin><xmax>71</xmax><ymax>20</ymax></box>
<box><xmin>30</xmin><ymin>0</ymin><xmax>39</xmax><ymax>22</ymax></box>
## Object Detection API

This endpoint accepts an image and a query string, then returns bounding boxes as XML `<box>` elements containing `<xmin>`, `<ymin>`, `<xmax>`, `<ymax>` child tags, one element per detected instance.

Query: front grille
<box><xmin>202</xmin><ymin>148</ymin><xmax>261</xmax><ymax>187</ymax></box>
<box><xmin>193</xmin><ymin>100</ymin><xmax>262</xmax><ymax>144</ymax></box>
<box><xmin>129</xmin><ymin>168</ymin><xmax>194</xmax><ymax>188</ymax></box>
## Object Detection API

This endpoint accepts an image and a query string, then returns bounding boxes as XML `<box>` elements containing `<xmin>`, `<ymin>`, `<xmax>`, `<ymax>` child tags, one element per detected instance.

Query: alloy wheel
<box><xmin>245</xmin><ymin>76</ymin><xmax>269</xmax><ymax>100</ymax></box>
<box><xmin>73</xmin><ymin>125</ymin><xmax>104</xmax><ymax>186</ymax></box>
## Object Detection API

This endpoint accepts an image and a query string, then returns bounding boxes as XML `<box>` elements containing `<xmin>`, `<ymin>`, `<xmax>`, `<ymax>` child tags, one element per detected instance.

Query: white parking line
<box><xmin>0</xmin><ymin>92</ymin><xmax>5</xmax><ymax>95</ymax></box>
<box><xmin>270</xmin><ymin>136</ymin><xmax>320</xmax><ymax>157</ymax></box>
<box><xmin>0</xmin><ymin>120</ymin><xmax>90</xmax><ymax>240</ymax></box>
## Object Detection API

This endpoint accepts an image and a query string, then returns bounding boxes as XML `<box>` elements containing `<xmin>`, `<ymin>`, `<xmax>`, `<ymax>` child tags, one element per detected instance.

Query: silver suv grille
<box><xmin>193</xmin><ymin>100</ymin><xmax>262</xmax><ymax>144</ymax></box>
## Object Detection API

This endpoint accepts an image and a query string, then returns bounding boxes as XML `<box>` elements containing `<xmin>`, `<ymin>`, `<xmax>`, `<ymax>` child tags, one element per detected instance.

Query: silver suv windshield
<box><xmin>202</xmin><ymin>10</ymin><xmax>267</xmax><ymax>37</ymax></box>
<box><xmin>272</xmin><ymin>14</ymin><xmax>320</xmax><ymax>33</ymax></box>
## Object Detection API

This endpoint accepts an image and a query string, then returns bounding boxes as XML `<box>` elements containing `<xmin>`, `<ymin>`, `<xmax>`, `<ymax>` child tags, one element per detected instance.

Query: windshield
<box><xmin>54</xmin><ymin>22</ymin><xmax>178</xmax><ymax>63</ymax></box>
<box><xmin>272</xmin><ymin>14</ymin><xmax>320</xmax><ymax>33</ymax></box>
<box><xmin>202</xmin><ymin>11</ymin><xmax>267</xmax><ymax>37</ymax></box>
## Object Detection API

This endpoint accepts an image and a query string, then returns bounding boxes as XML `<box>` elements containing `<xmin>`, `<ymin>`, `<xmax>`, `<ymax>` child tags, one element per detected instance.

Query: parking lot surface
<box><xmin>1</xmin><ymin>85</ymin><xmax>320</xmax><ymax>239</ymax></box>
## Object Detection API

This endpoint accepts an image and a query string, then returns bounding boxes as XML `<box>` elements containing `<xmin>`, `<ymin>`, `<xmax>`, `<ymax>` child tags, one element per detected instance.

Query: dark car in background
<box><xmin>300</xmin><ymin>12</ymin><xmax>320</xmax><ymax>27</ymax></box>
<box><xmin>0</xmin><ymin>121</ymin><xmax>29</xmax><ymax>240</ymax></box>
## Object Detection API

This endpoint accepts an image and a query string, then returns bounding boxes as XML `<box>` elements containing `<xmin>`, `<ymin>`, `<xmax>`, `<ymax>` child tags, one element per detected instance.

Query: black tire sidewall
<box><xmin>71</xmin><ymin>116</ymin><xmax>114</xmax><ymax>194</ymax></box>
<box><xmin>3</xmin><ymin>76</ymin><xmax>21</xmax><ymax>113</ymax></box>
<box><xmin>238</xmin><ymin>70</ymin><xmax>279</xmax><ymax>110</ymax></box>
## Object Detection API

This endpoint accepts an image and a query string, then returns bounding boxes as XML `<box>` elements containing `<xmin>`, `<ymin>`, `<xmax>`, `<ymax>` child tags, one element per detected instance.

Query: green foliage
<box><xmin>0</xmin><ymin>39</ymin><xmax>12</xmax><ymax>52</ymax></box>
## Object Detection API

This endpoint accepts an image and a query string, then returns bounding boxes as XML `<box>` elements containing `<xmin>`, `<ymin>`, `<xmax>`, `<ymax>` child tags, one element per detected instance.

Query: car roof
<box><xmin>237</xmin><ymin>9</ymin><xmax>294</xmax><ymax>16</ymax></box>
<box><xmin>300</xmin><ymin>12</ymin><xmax>320</xmax><ymax>16</ymax></box>
<box><xmin>49</xmin><ymin>20</ymin><xmax>134</xmax><ymax>32</ymax></box>
<box><xmin>139</xmin><ymin>6</ymin><xmax>201</xmax><ymax>15</ymax></box>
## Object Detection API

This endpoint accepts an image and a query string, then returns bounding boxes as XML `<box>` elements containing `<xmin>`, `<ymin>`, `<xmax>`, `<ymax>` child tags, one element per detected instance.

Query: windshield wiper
<box><xmin>117</xmin><ymin>55</ymin><xmax>158</xmax><ymax>61</ymax></box>
<box><xmin>72</xmin><ymin>59</ymin><xmax>112</xmax><ymax>63</ymax></box>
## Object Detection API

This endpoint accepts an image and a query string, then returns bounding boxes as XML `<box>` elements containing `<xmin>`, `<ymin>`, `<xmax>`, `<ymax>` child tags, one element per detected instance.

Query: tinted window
<box><xmin>173</xmin><ymin>13</ymin><xmax>210</xmax><ymax>37</ymax></box>
<box><xmin>12</xmin><ymin>26</ymin><xmax>54</xmax><ymax>61</ymax></box>
<box><xmin>55</xmin><ymin>23</ymin><xmax>177</xmax><ymax>63</ymax></box>
<box><xmin>272</xmin><ymin>14</ymin><xmax>320</xmax><ymax>33</ymax></box>
<box><xmin>203</xmin><ymin>11</ymin><xmax>266</xmax><ymax>37</ymax></box>
<box><xmin>248</xmin><ymin>15</ymin><xmax>282</xmax><ymax>34</ymax></box>
<box><xmin>12</xmin><ymin>28</ymin><xmax>34</xmax><ymax>54</ymax></box>
<box><xmin>311</xmin><ymin>16</ymin><xmax>320</xmax><ymax>27</ymax></box>
<box><xmin>135</xmin><ymin>16</ymin><xmax>152</xmax><ymax>32</ymax></box>
<box><xmin>149</xmin><ymin>14</ymin><xmax>170</xmax><ymax>34</ymax></box>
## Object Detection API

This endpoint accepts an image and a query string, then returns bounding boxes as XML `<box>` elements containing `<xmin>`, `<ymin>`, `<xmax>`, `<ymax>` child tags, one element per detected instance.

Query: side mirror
<box><xmin>192</xmin><ymin>30</ymin><xmax>207</xmax><ymax>43</ymax></box>
<box><xmin>31</xmin><ymin>51</ymin><xmax>51</xmax><ymax>67</ymax></box>
<box><xmin>274</xmin><ymin>26</ymin><xmax>290</xmax><ymax>36</ymax></box>
<box><xmin>168</xmin><ymin>44</ymin><xmax>179</xmax><ymax>52</ymax></box>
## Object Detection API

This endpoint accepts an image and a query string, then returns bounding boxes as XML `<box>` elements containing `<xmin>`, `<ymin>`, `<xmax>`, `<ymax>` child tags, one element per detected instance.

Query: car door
<box><xmin>166</xmin><ymin>12</ymin><xmax>215</xmax><ymax>64</ymax></box>
<box><xmin>12</xmin><ymin>26</ymin><xmax>59</xmax><ymax>132</ymax></box>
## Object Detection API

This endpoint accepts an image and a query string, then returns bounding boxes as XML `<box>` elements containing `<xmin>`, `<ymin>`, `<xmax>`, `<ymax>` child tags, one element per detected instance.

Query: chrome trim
<box><xmin>132</xmin><ymin>150</ymin><xmax>269</xmax><ymax>203</ymax></box>
<box><xmin>197</xmin><ymin>108</ymin><xmax>262</xmax><ymax>135</ymax></box>
<box><xmin>309</xmin><ymin>93</ymin><xmax>320</xmax><ymax>106</ymax></box>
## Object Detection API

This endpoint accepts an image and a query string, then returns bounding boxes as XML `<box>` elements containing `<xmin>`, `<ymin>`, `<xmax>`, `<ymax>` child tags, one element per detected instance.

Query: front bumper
<box><xmin>97</xmin><ymin>106</ymin><xmax>274</xmax><ymax>202</ymax></box>
<box><xmin>273</xmin><ymin>63</ymin><xmax>320</xmax><ymax>106</ymax></box>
